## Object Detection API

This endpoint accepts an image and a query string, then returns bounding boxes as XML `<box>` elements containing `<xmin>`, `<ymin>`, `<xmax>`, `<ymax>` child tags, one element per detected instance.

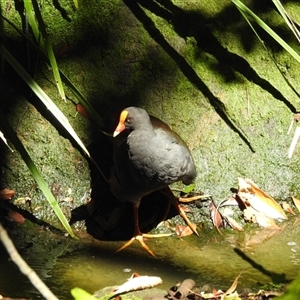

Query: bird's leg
<box><xmin>115</xmin><ymin>200</ymin><xmax>172</xmax><ymax>257</ymax></box>
<box><xmin>163</xmin><ymin>187</ymin><xmax>199</xmax><ymax>237</ymax></box>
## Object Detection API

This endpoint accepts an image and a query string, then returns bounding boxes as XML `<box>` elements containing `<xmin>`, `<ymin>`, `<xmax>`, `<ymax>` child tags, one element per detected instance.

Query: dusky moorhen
<box><xmin>110</xmin><ymin>107</ymin><xmax>198</xmax><ymax>256</ymax></box>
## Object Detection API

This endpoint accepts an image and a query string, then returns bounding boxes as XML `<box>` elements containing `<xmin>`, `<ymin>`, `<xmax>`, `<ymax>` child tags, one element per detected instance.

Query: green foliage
<box><xmin>71</xmin><ymin>288</ymin><xmax>98</xmax><ymax>300</ymax></box>
<box><xmin>0</xmin><ymin>1</ymin><xmax>105</xmax><ymax>235</ymax></box>
<box><xmin>276</xmin><ymin>278</ymin><xmax>300</xmax><ymax>300</ymax></box>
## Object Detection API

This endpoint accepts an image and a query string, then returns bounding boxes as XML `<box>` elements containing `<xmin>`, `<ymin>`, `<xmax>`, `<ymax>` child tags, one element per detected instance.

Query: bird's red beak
<box><xmin>113</xmin><ymin>110</ymin><xmax>128</xmax><ymax>137</ymax></box>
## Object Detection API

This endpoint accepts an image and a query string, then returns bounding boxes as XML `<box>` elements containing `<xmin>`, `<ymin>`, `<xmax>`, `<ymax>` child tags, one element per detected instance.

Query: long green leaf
<box><xmin>0</xmin><ymin>109</ymin><xmax>76</xmax><ymax>238</ymax></box>
<box><xmin>25</xmin><ymin>0</ymin><xmax>65</xmax><ymax>101</ymax></box>
<box><xmin>232</xmin><ymin>0</ymin><xmax>300</xmax><ymax>63</ymax></box>
<box><xmin>23</xmin><ymin>0</ymin><xmax>44</xmax><ymax>48</ymax></box>
<box><xmin>272</xmin><ymin>0</ymin><xmax>300</xmax><ymax>43</ymax></box>
<box><xmin>1</xmin><ymin>46</ymin><xmax>90</xmax><ymax>158</ymax></box>
<box><xmin>2</xmin><ymin>14</ymin><xmax>105</xmax><ymax>129</ymax></box>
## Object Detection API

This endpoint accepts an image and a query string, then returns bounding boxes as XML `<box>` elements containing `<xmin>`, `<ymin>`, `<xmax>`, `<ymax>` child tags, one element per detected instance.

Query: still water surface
<box><xmin>1</xmin><ymin>222</ymin><xmax>300</xmax><ymax>299</ymax></box>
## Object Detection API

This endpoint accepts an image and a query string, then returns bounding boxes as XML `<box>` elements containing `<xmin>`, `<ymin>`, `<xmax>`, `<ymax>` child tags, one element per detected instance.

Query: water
<box><xmin>1</xmin><ymin>221</ymin><xmax>300</xmax><ymax>299</ymax></box>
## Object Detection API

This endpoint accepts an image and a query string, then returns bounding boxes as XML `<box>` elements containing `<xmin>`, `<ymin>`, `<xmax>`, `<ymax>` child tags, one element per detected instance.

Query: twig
<box><xmin>0</xmin><ymin>222</ymin><xmax>59</xmax><ymax>300</ymax></box>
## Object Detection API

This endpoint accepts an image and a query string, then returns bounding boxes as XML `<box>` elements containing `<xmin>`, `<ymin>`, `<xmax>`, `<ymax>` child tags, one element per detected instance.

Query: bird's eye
<box><xmin>126</xmin><ymin>116</ymin><xmax>133</xmax><ymax>123</ymax></box>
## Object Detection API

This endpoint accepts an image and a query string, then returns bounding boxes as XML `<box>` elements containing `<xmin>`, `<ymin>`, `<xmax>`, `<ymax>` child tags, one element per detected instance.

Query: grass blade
<box><xmin>272</xmin><ymin>0</ymin><xmax>300</xmax><ymax>43</ymax></box>
<box><xmin>30</xmin><ymin>0</ymin><xmax>66</xmax><ymax>101</ymax></box>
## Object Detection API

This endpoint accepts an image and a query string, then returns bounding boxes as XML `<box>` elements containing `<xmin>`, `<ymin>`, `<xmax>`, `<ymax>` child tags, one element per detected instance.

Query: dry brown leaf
<box><xmin>291</xmin><ymin>196</ymin><xmax>300</xmax><ymax>213</ymax></box>
<box><xmin>210</xmin><ymin>202</ymin><xmax>223</xmax><ymax>229</ymax></box>
<box><xmin>225</xmin><ymin>216</ymin><xmax>244</xmax><ymax>231</ymax></box>
<box><xmin>224</xmin><ymin>272</ymin><xmax>243</xmax><ymax>295</ymax></box>
<box><xmin>219</xmin><ymin>196</ymin><xmax>239</xmax><ymax>207</ymax></box>
<box><xmin>175</xmin><ymin>224</ymin><xmax>196</xmax><ymax>237</ymax></box>
<box><xmin>282</xmin><ymin>201</ymin><xmax>295</xmax><ymax>215</ymax></box>
<box><xmin>0</xmin><ymin>188</ymin><xmax>15</xmax><ymax>200</ymax></box>
<box><xmin>238</xmin><ymin>178</ymin><xmax>287</xmax><ymax>220</ymax></box>
<box><xmin>7</xmin><ymin>211</ymin><xmax>25</xmax><ymax>224</ymax></box>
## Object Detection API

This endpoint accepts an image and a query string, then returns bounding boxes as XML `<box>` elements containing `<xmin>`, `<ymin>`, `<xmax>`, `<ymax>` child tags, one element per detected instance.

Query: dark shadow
<box><xmin>121</xmin><ymin>0</ymin><xmax>298</xmax><ymax>153</ymax></box>
<box><xmin>51</xmin><ymin>0</ymin><xmax>72</xmax><ymax>22</ymax></box>
<box><xmin>0</xmin><ymin>201</ymin><xmax>65</xmax><ymax>235</ymax></box>
<box><xmin>234</xmin><ymin>247</ymin><xmax>290</xmax><ymax>284</ymax></box>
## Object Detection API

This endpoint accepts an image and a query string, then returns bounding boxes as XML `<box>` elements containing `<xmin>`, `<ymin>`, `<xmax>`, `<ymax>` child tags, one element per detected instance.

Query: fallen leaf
<box><xmin>175</xmin><ymin>224</ymin><xmax>197</xmax><ymax>237</ymax></box>
<box><xmin>253</xmin><ymin>210</ymin><xmax>279</xmax><ymax>228</ymax></box>
<box><xmin>224</xmin><ymin>272</ymin><xmax>243</xmax><ymax>295</ymax></box>
<box><xmin>7</xmin><ymin>211</ymin><xmax>25</xmax><ymax>224</ymax></box>
<box><xmin>210</xmin><ymin>202</ymin><xmax>224</xmax><ymax>230</ymax></box>
<box><xmin>219</xmin><ymin>196</ymin><xmax>239</xmax><ymax>207</ymax></box>
<box><xmin>291</xmin><ymin>196</ymin><xmax>300</xmax><ymax>213</ymax></box>
<box><xmin>282</xmin><ymin>201</ymin><xmax>295</xmax><ymax>215</ymax></box>
<box><xmin>243</xmin><ymin>206</ymin><xmax>280</xmax><ymax>228</ymax></box>
<box><xmin>238</xmin><ymin>178</ymin><xmax>287</xmax><ymax>220</ymax></box>
<box><xmin>225</xmin><ymin>216</ymin><xmax>244</xmax><ymax>231</ymax></box>
<box><xmin>109</xmin><ymin>274</ymin><xmax>162</xmax><ymax>299</ymax></box>
<box><xmin>0</xmin><ymin>188</ymin><xmax>15</xmax><ymax>200</ymax></box>
<box><xmin>76</xmin><ymin>104</ymin><xmax>91</xmax><ymax>119</ymax></box>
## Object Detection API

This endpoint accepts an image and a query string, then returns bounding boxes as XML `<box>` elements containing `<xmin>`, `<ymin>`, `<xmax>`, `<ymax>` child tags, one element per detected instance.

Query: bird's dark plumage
<box><xmin>110</xmin><ymin>106</ymin><xmax>197</xmax><ymax>204</ymax></box>
<box><xmin>109</xmin><ymin>106</ymin><xmax>198</xmax><ymax>256</ymax></box>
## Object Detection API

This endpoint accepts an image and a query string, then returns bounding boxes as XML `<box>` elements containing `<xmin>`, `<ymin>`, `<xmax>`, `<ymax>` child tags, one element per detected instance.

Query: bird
<box><xmin>109</xmin><ymin>106</ymin><xmax>199</xmax><ymax>256</ymax></box>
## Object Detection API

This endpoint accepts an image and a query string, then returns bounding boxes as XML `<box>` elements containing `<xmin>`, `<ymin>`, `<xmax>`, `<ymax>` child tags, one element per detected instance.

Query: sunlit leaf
<box><xmin>291</xmin><ymin>196</ymin><xmax>300</xmax><ymax>213</ymax></box>
<box><xmin>110</xmin><ymin>274</ymin><xmax>162</xmax><ymax>298</ymax></box>
<box><xmin>0</xmin><ymin>131</ymin><xmax>14</xmax><ymax>152</ymax></box>
<box><xmin>175</xmin><ymin>224</ymin><xmax>197</xmax><ymax>237</ymax></box>
<box><xmin>225</xmin><ymin>216</ymin><xmax>244</xmax><ymax>231</ymax></box>
<box><xmin>238</xmin><ymin>178</ymin><xmax>287</xmax><ymax>220</ymax></box>
<box><xmin>224</xmin><ymin>273</ymin><xmax>243</xmax><ymax>296</ymax></box>
<box><xmin>282</xmin><ymin>201</ymin><xmax>296</xmax><ymax>215</ymax></box>
<box><xmin>272</xmin><ymin>0</ymin><xmax>300</xmax><ymax>43</ymax></box>
<box><xmin>71</xmin><ymin>288</ymin><xmax>97</xmax><ymax>300</ymax></box>
<box><xmin>73</xmin><ymin>0</ymin><xmax>78</xmax><ymax>9</ymax></box>
<box><xmin>181</xmin><ymin>183</ymin><xmax>195</xmax><ymax>194</ymax></box>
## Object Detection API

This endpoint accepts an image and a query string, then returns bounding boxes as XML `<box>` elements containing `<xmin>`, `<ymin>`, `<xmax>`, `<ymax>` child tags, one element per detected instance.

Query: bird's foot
<box><xmin>115</xmin><ymin>233</ymin><xmax>173</xmax><ymax>257</ymax></box>
<box><xmin>176</xmin><ymin>204</ymin><xmax>199</xmax><ymax>237</ymax></box>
